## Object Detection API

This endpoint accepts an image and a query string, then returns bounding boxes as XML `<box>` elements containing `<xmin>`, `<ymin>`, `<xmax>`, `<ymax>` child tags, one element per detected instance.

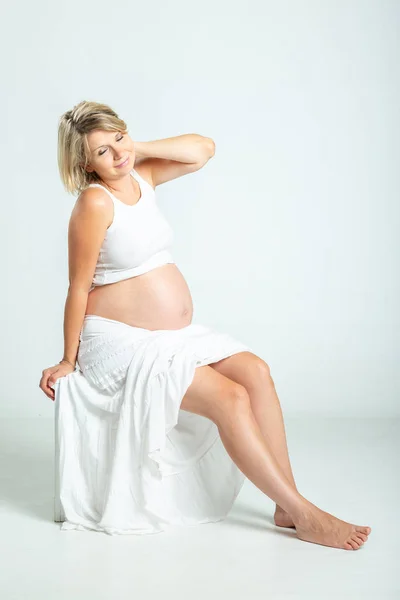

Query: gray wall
<box><xmin>2</xmin><ymin>0</ymin><xmax>398</xmax><ymax>418</ymax></box>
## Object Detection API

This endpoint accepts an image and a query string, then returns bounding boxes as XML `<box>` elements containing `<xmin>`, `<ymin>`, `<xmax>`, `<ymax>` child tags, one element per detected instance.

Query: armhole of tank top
<box><xmin>131</xmin><ymin>168</ymin><xmax>156</xmax><ymax>194</ymax></box>
<box><xmin>87</xmin><ymin>184</ymin><xmax>116</xmax><ymax>232</ymax></box>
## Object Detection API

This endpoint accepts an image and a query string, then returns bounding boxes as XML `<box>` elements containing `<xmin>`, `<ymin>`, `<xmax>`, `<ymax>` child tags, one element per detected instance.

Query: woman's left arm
<box><xmin>134</xmin><ymin>133</ymin><xmax>214</xmax><ymax>165</ymax></box>
<box><xmin>133</xmin><ymin>134</ymin><xmax>215</xmax><ymax>187</ymax></box>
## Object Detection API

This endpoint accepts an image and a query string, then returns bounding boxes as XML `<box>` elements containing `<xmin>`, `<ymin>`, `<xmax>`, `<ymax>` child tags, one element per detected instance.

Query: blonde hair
<box><xmin>58</xmin><ymin>100</ymin><xmax>128</xmax><ymax>195</ymax></box>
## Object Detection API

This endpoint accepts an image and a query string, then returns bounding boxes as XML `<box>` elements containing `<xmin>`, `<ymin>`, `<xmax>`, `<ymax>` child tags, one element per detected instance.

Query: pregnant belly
<box><xmin>85</xmin><ymin>264</ymin><xmax>194</xmax><ymax>330</ymax></box>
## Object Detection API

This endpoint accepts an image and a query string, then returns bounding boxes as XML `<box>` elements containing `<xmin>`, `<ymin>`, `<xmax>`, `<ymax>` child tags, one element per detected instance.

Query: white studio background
<box><xmin>1</xmin><ymin>0</ymin><xmax>398</xmax><ymax>419</ymax></box>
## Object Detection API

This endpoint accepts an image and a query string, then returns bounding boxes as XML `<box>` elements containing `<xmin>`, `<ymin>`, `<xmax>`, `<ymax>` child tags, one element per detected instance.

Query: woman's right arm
<box><xmin>61</xmin><ymin>191</ymin><xmax>111</xmax><ymax>367</ymax></box>
<box><xmin>39</xmin><ymin>190</ymin><xmax>111</xmax><ymax>400</ymax></box>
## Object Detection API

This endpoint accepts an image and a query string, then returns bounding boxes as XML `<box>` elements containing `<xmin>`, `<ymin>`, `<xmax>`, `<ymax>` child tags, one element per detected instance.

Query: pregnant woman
<box><xmin>39</xmin><ymin>100</ymin><xmax>370</xmax><ymax>549</ymax></box>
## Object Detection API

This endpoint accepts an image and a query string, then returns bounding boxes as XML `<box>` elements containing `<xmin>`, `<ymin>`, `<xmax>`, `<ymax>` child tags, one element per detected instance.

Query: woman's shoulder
<box><xmin>76</xmin><ymin>185</ymin><xmax>113</xmax><ymax>209</ymax></box>
<box><xmin>71</xmin><ymin>185</ymin><xmax>114</xmax><ymax>228</ymax></box>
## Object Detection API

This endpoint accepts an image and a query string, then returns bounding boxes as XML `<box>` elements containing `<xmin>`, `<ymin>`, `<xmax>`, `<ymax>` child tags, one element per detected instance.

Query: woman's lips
<box><xmin>116</xmin><ymin>157</ymin><xmax>129</xmax><ymax>168</ymax></box>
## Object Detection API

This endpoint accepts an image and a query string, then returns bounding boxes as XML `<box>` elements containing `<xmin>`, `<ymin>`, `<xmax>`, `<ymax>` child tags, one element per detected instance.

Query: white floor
<box><xmin>0</xmin><ymin>416</ymin><xmax>397</xmax><ymax>600</ymax></box>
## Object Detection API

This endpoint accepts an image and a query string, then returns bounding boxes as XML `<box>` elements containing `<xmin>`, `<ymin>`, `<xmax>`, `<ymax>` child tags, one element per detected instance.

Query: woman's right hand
<box><xmin>39</xmin><ymin>361</ymin><xmax>75</xmax><ymax>401</ymax></box>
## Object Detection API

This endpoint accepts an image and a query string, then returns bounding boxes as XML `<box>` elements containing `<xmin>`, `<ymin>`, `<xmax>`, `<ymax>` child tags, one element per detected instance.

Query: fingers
<box><xmin>40</xmin><ymin>363</ymin><xmax>75</xmax><ymax>401</ymax></box>
<box><xmin>39</xmin><ymin>369</ymin><xmax>59</xmax><ymax>401</ymax></box>
<box><xmin>48</xmin><ymin>379</ymin><xmax>56</xmax><ymax>402</ymax></box>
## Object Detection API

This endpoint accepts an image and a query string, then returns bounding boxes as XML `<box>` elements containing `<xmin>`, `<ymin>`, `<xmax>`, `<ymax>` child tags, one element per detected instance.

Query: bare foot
<box><xmin>274</xmin><ymin>507</ymin><xmax>295</xmax><ymax>529</ymax></box>
<box><xmin>293</xmin><ymin>502</ymin><xmax>371</xmax><ymax>550</ymax></box>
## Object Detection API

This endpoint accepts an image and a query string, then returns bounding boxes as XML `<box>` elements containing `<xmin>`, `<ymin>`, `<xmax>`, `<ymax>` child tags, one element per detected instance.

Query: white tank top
<box><xmin>87</xmin><ymin>168</ymin><xmax>175</xmax><ymax>292</ymax></box>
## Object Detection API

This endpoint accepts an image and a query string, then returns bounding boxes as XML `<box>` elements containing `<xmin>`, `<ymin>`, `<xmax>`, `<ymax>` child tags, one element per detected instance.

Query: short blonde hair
<box><xmin>58</xmin><ymin>100</ymin><xmax>128</xmax><ymax>195</ymax></box>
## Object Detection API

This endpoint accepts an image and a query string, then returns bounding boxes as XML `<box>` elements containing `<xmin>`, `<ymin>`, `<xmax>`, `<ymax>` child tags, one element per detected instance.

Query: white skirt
<box><xmin>53</xmin><ymin>315</ymin><xmax>252</xmax><ymax>536</ymax></box>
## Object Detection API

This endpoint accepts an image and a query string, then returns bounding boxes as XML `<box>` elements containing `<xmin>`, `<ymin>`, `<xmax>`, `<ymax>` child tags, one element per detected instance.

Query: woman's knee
<box><xmin>180</xmin><ymin>365</ymin><xmax>251</xmax><ymax>423</ymax></box>
<box><xmin>214</xmin><ymin>383</ymin><xmax>252</xmax><ymax>426</ymax></box>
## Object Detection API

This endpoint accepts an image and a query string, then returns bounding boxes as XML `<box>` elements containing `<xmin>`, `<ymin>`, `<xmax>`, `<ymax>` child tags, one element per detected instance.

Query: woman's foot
<box><xmin>292</xmin><ymin>501</ymin><xmax>371</xmax><ymax>550</ymax></box>
<box><xmin>274</xmin><ymin>506</ymin><xmax>295</xmax><ymax>528</ymax></box>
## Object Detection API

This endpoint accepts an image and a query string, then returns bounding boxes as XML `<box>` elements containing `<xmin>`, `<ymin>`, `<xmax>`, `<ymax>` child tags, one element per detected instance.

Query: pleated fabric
<box><xmin>53</xmin><ymin>315</ymin><xmax>252</xmax><ymax>536</ymax></box>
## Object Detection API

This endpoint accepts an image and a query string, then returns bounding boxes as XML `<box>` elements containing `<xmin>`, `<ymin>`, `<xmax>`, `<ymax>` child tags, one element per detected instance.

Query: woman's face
<box><xmin>84</xmin><ymin>129</ymin><xmax>135</xmax><ymax>178</ymax></box>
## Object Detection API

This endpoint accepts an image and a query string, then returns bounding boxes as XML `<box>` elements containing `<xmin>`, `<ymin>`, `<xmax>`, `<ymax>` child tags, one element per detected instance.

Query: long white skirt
<box><xmin>53</xmin><ymin>315</ymin><xmax>252</xmax><ymax>536</ymax></box>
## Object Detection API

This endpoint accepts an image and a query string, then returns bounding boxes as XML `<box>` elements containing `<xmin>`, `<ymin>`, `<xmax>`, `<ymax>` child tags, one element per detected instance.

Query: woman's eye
<box><xmin>99</xmin><ymin>136</ymin><xmax>124</xmax><ymax>156</ymax></box>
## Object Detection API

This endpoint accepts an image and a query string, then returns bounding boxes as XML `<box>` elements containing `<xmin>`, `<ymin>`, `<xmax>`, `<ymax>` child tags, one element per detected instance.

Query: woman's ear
<box><xmin>80</xmin><ymin>162</ymin><xmax>94</xmax><ymax>173</ymax></box>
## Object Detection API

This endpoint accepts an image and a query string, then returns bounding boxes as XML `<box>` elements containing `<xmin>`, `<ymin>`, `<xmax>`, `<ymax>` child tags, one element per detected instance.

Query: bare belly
<box><xmin>85</xmin><ymin>264</ymin><xmax>194</xmax><ymax>330</ymax></box>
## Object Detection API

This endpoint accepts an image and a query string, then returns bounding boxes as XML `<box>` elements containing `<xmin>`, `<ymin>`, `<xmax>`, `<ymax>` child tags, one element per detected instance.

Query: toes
<box><xmin>348</xmin><ymin>538</ymin><xmax>361</xmax><ymax>550</ymax></box>
<box><xmin>355</xmin><ymin>533</ymin><xmax>368</xmax><ymax>543</ymax></box>
<box><xmin>356</xmin><ymin>526</ymin><xmax>371</xmax><ymax>535</ymax></box>
<box><xmin>344</xmin><ymin>541</ymin><xmax>354</xmax><ymax>550</ymax></box>
<box><xmin>351</xmin><ymin>531</ymin><xmax>364</xmax><ymax>546</ymax></box>
<box><xmin>353</xmin><ymin>534</ymin><xmax>365</xmax><ymax>546</ymax></box>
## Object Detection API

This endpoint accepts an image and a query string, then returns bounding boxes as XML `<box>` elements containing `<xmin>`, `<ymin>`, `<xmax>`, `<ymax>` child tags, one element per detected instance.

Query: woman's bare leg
<box><xmin>247</xmin><ymin>375</ymin><xmax>299</xmax><ymax>527</ymax></box>
<box><xmin>181</xmin><ymin>365</ymin><xmax>371</xmax><ymax>550</ymax></box>
<box><xmin>209</xmin><ymin>353</ymin><xmax>299</xmax><ymax>527</ymax></box>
